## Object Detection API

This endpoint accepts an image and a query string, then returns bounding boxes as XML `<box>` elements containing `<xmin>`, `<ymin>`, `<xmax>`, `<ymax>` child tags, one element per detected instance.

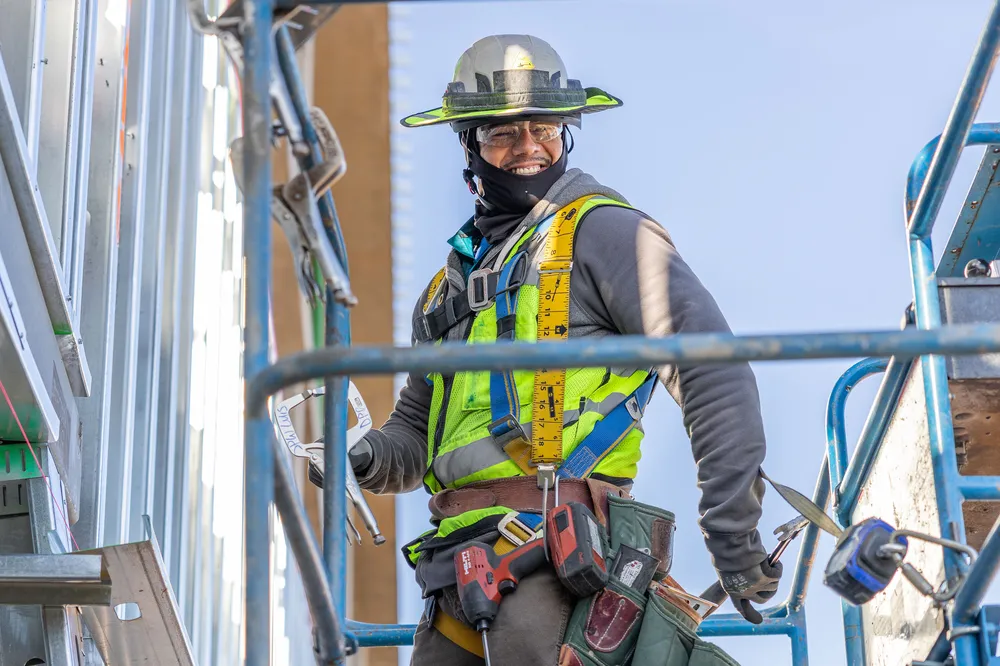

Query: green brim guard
<box><xmin>400</xmin><ymin>87</ymin><xmax>623</xmax><ymax>129</ymax></box>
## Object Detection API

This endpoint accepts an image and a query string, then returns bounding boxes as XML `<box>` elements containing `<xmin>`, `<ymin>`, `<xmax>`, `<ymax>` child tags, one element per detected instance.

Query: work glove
<box><xmin>718</xmin><ymin>559</ymin><xmax>783</xmax><ymax>625</ymax></box>
<box><xmin>306</xmin><ymin>438</ymin><xmax>374</xmax><ymax>489</ymax></box>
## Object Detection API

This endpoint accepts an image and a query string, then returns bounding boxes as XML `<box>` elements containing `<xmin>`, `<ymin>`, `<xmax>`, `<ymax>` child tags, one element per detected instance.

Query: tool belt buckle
<box><xmin>498</xmin><ymin>512</ymin><xmax>540</xmax><ymax>547</ymax></box>
<box><xmin>467</xmin><ymin>268</ymin><xmax>493</xmax><ymax>312</ymax></box>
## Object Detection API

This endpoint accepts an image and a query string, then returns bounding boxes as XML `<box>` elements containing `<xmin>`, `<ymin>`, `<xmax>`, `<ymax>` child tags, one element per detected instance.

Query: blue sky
<box><xmin>386</xmin><ymin>2</ymin><xmax>1000</xmax><ymax>663</ymax></box>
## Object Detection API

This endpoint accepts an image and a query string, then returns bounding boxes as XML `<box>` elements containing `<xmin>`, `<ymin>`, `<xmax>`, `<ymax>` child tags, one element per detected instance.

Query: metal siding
<box><xmin>104</xmin><ymin>0</ymin><xmax>153</xmax><ymax>547</ymax></box>
<box><xmin>72</xmin><ymin>0</ymin><xmax>132</xmax><ymax>552</ymax></box>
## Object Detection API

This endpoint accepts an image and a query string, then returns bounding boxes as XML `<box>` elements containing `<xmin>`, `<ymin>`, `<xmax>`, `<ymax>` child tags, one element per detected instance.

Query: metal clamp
<box><xmin>270</xmin><ymin>382</ymin><xmax>383</xmax><ymax>546</ymax></box>
<box><xmin>537</xmin><ymin>262</ymin><xmax>574</xmax><ymax>275</ymax></box>
<box><xmin>229</xmin><ymin>110</ymin><xmax>356</xmax><ymax>308</ymax></box>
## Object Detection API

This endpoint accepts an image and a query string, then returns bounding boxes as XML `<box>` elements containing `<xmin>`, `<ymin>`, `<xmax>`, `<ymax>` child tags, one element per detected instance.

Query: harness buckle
<box><xmin>625</xmin><ymin>396</ymin><xmax>642</xmax><ymax>420</ymax></box>
<box><xmin>498</xmin><ymin>512</ymin><xmax>541</xmax><ymax>547</ymax></box>
<box><xmin>488</xmin><ymin>414</ymin><xmax>529</xmax><ymax>448</ymax></box>
<box><xmin>467</xmin><ymin>268</ymin><xmax>494</xmax><ymax>311</ymax></box>
<box><xmin>413</xmin><ymin>316</ymin><xmax>432</xmax><ymax>343</ymax></box>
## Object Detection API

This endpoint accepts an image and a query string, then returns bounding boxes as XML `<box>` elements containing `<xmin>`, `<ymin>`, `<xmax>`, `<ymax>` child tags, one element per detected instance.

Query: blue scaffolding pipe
<box><xmin>241</xmin><ymin>1</ymin><xmax>274</xmax><ymax>665</ymax></box>
<box><xmin>905</xmin><ymin>122</ymin><xmax>1000</xmax><ymax>218</ymax></box>
<box><xmin>824</xmin><ymin>359</ymin><xmax>891</xmax><ymax>666</ymax></box>
<box><xmin>825</xmin><ymin>358</ymin><xmax>889</xmax><ymax>513</ymax></box>
<box><xmin>272</xmin><ymin>421</ymin><xmax>346</xmax><ymax>662</ymax></box>
<box><xmin>836</xmin><ymin>357</ymin><xmax>913</xmax><ymax>524</ymax></box>
<box><xmin>245</xmin><ymin>325</ymin><xmax>1000</xmax><ymax>414</ymax></box>
<box><xmin>273</xmin><ymin>25</ymin><xmax>353</xmax><ymax>618</ymax></box>
<box><xmin>959</xmin><ymin>476</ymin><xmax>1000</xmax><ymax>499</ymax></box>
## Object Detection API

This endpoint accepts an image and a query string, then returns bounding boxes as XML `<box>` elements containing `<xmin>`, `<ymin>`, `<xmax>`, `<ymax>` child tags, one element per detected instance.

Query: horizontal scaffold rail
<box><xmin>247</xmin><ymin>324</ymin><xmax>1000</xmax><ymax>412</ymax></box>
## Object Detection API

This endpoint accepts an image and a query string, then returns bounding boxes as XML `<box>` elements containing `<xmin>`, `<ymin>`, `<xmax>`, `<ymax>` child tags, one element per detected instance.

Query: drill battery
<box><xmin>546</xmin><ymin>501</ymin><xmax>610</xmax><ymax>598</ymax></box>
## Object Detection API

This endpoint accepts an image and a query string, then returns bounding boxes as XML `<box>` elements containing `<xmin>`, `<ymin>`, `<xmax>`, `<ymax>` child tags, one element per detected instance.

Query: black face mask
<box><xmin>461</xmin><ymin>130</ymin><xmax>568</xmax><ymax>214</ymax></box>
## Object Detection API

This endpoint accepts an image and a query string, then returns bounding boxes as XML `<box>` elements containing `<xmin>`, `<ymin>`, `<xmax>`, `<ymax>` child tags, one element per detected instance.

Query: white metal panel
<box><xmin>0</xmin><ymin>0</ymin><xmax>46</xmax><ymax>168</ymax></box>
<box><xmin>37</xmin><ymin>0</ymin><xmax>90</xmax><ymax>299</ymax></box>
<box><xmin>72</xmin><ymin>0</ymin><xmax>132</xmax><ymax>552</ymax></box>
<box><xmin>0</xmin><ymin>46</ymin><xmax>91</xmax><ymax>399</ymax></box>
<box><xmin>104</xmin><ymin>0</ymin><xmax>153</xmax><ymax>548</ymax></box>
<box><xmin>852</xmin><ymin>359</ymin><xmax>946</xmax><ymax>665</ymax></box>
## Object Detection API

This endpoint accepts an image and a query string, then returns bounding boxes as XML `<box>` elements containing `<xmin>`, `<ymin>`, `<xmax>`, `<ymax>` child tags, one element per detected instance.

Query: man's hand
<box><xmin>718</xmin><ymin>559</ymin><xmax>783</xmax><ymax>624</ymax></box>
<box><xmin>307</xmin><ymin>439</ymin><xmax>374</xmax><ymax>489</ymax></box>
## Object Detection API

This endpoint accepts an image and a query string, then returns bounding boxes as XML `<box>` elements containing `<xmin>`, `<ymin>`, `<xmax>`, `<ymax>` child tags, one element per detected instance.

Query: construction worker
<box><xmin>311</xmin><ymin>35</ymin><xmax>779</xmax><ymax>665</ymax></box>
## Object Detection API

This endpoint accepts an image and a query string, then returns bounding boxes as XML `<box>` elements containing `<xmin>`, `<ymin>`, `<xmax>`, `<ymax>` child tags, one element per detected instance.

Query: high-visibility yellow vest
<box><xmin>419</xmin><ymin>195</ymin><xmax>652</xmax><ymax>502</ymax></box>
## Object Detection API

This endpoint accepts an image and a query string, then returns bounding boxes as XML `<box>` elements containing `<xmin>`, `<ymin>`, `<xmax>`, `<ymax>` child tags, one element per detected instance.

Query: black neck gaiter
<box><xmin>462</xmin><ymin>130</ymin><xmax>568</xmax><ymax>217</ymax></box>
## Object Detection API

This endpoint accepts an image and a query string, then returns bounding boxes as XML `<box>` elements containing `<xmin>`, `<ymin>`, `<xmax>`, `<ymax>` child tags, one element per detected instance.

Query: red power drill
<box><xmin>454</xmin><ymin>538</ymin><xmax>547</xmax><ymax>664</ymax></box>
<box><xmin>547</xmin><ymin>501</ymin><xmax>610</xmax><ymax>598</ymax></box>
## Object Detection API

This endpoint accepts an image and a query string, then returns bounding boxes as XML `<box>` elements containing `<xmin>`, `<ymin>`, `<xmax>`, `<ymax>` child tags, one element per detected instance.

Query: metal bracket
<box><xmin>0</xmin><ymin>554</ymin><xmax>111</xmax><ymax>606</ymax></box>
<box><xmin>77</xmin><ymin>516</ymin><xmax>195</xmax><ymax>666</ymax></box>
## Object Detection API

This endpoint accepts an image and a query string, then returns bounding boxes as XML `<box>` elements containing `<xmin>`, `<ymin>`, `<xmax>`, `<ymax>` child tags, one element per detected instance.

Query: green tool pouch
<box><xmin>606</xmin><ymin>494</ymin><xmax>676</xmax><ymax>581</ymax></box>
<box><xmin>629</xmin><ymin>590</ymin><xmax>740</xmax><ymax>666</ymax></box>
<box><xmin>558</xmin><ymin>574</ymin><xmax>648</xmax><ymax>666</ymax></box>
<box><xmin>557</xmin><ymin>495</ymin><xmax>741</xmax><ymax>666</ymax></box>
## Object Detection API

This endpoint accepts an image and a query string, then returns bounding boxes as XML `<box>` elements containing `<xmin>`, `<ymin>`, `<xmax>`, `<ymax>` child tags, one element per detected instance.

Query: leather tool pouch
<box><xmin>606</xmin><ymin>494</ymin><xmax>676</xmax><ymax>581</ymax></box>
<box><xmin>558</xmin><ymin>496</ymin><xmax>740</xmax><ymax>666</ymax></box>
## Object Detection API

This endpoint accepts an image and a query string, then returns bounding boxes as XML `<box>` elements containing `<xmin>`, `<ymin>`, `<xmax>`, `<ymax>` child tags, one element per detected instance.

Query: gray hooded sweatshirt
<box><xmin>356</xmin><ymin>167</ymin><xmax>768</xmax><ymax>574</ymax></box>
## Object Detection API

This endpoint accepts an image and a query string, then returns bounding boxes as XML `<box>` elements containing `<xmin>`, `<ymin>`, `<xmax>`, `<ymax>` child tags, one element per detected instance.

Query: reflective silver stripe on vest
<box><xmin>433</xmin><ymin>390</ymin><xmax>637</xmax><ymax>487</ymax></box>
<box><xmin>432</xmin><ymin>427</ymin><xmax>532</xmax><ymax>487</ymax></box>
<box><xmin>563</xmin><ymin>391</ymin><xmax>631</xmax><ymax>429</ymax></box>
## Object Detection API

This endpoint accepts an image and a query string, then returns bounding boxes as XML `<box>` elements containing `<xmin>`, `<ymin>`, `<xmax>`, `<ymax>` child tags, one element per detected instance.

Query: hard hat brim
<box><xmin>399</xmin><ymin>87</ymin><xmax>622</xmax><ymax>129</ymax></box>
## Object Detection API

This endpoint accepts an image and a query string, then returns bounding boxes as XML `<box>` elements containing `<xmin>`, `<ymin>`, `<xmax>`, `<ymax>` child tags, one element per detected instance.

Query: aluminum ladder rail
<box><xmin>227</xmin><ymin>1</ymin><xmax>1000</xmax><ymax>664</ymax></box>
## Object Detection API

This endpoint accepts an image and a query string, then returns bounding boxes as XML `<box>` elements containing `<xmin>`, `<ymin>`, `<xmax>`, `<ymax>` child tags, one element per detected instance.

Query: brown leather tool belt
<box><xmin>428</xmin><ymin>476</ymin><xmax>631</xmax><ymax>527</ymax></box>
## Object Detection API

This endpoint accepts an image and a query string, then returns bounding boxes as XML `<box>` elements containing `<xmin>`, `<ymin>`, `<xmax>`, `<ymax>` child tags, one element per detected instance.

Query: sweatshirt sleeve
<box><xmin>355</xmin><ymin>370</ymin><xmax>432</xmax><ymax>494</ymax></box>
<box><xmin>572</xmin><ymin>205</ymin><xmax>769</xmax><ymax>573</ymax></box>
<box><xmin>354</xmin><ymin>288</ymin><xmax>436</xmax><ymax>495</ymax></box>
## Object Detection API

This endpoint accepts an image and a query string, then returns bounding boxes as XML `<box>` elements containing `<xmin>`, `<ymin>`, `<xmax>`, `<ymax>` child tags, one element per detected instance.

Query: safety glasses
<box><xmin>476</xmin><ymin>120</ymin><xmax>564</xmax><ymax>148</ymax></box>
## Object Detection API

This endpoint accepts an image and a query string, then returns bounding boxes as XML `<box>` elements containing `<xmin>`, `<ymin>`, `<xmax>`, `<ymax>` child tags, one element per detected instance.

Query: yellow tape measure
<box><xmin>529</xmin><ymin>196</ymin><xmax>593</xmax><ymax>465</ymax></box>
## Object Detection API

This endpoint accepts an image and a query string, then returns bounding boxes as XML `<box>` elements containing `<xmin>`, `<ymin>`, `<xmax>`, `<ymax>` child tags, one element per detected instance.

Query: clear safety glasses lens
<box><xmin>476</xmin><ymin>122</ymin><xmax>563</xmax><ymax>148</ymax></box>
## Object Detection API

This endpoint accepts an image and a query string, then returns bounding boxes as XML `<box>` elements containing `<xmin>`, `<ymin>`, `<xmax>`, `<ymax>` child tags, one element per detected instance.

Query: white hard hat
<box><xmin>400</xmin><ymin>34</ymin><xmax>622</xmax><ymax>131</ymax></box>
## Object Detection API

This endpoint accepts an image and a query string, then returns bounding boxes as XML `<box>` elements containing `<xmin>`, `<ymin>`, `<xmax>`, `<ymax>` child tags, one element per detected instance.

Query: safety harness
<box><xmin>411</xmin><ymin>195</ymin><xmax>659</xmax><ymax>559</ymax></box>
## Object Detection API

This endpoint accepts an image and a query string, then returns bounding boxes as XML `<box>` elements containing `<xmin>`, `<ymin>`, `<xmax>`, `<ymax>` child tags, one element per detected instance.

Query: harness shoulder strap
<box><xmin>530</xmin><ymin>195</ymin><xmax>629</xmax><ymax>467</ymax></box>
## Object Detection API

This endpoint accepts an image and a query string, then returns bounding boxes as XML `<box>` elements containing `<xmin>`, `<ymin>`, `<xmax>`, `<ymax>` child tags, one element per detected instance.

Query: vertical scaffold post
<box><xmin>242</xmin><ymin>1</ymin><xmax>274</xmax><ymax>665</ymax></box>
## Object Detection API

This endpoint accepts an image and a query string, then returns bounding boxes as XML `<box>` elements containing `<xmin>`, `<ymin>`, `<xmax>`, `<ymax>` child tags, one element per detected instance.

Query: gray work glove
<box><xmin>718</xmin><ymin>559</ymin><xmax>783</xmax><ymax>625</ymax></box>
<box><xmin>307</xmin><ymin>438</ymin><xmax>374</xmax><ymax>489</ymax></box>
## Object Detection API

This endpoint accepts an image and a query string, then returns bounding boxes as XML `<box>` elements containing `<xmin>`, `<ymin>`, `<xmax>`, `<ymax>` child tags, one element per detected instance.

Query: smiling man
<box><xmin>310</xmin><ymin>35</ymin><xmax>779</xmax><ymax>665</ymax></box>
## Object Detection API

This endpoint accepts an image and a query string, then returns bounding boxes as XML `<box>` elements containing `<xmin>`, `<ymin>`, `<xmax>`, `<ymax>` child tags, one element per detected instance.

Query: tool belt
<box><xmin>420</xmin><ymin>484</ymin><xmax>742</xmax><ymax>666</ymax></box>
<box><xmin>428</xmin><ymin>476</ymin><xmax>631</xmax><ymax>525</ymax></box>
